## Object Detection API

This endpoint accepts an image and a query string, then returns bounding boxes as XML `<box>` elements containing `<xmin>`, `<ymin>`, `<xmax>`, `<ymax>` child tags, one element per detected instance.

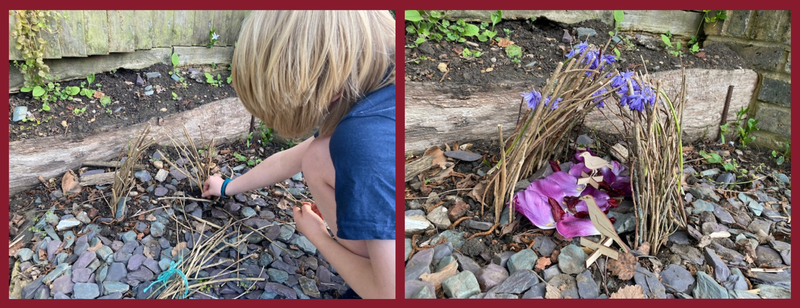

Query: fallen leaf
<box><xmin>276</xmin><ymin>198</ymin><xmax>292</xmax><ymax>210</ymax></box>
<box><xmin>61</xmin><ymin>170</ymin><xmax>82</xmax><ymax>196</ymax></box>
<box><xmin>423</xmin><ymin>146</ymin><xmax>447</xmax><ymax>169</ymax></box>
<box><xmin>456</xmin><ymin>174</ymin><xmax>480</xmax><ymax>190</ymax></box>
<box><xmin>172</xmin><ymin>242</ymin><xmax>188</xmax><ymax>257</ymax></box>
<box><xmin>694</xmin><ymin>51</ymin><xmax>706</xmax><ymax>58</ymax></box>
<box><xmin>497</xmin><ymin>38</ymin><xmax>514</xmax><ymax>48</ymax></box>
<box><xmin>87</xmin><ymin>240</ymin><xmax>103</xmax><ymax>252</ymax></box>
<box><xmin>535</xmin><ymin>256</ymin><xmax>551</xmax><ymax>271</ymax></box>
<box><xmin>499</xmin><ymin>217</ymin><xmax>520</xmax><ymax>236</ymax></box>
<box><xmin>419</xmin><ymin>260</ymin><xmax>458</xmax><ymax>289</ymax></box>
<box><xmin>607</xmin><ymin>251</ymin><xmax>637</xmax><ymax>280</ymax></box>
<box><xmin>638</xmin><ymin>242</ymin><xmax>651</xmax><ymax>256</ymax></box>
<box><xmin>11</xmin><ymin>214</ymin><xmax>26</xmax><ymax>227</ymax></box>
<box><xmin>124</xmin><ymin>81</ymin><xmax>134</xmax><ymax>85</ymax></box>
<box><xmin>468</xmin><ymin>181</ymin><xmax>487</xmax><ymax>203</ymax></box>
<box><xmin>545</xmin><ymin>284</ymin><xmax>562</xmax><ymax>299</ymax></box>
<box><xmin>610</xmin><ymin>285</ymin><xmax>646</xmax><ymax>298</ymax></box>
<box><xmin>93</xmin><ymin>91</ymin><xmax>105</xmax><ymax>99</ymax></box>
<box><xmin>38</xmin><ymin>248</ymin><xmax>47</xmax><ymax>261</ymax></box>
<box><xmin>8</xmin><ymin>240</ymin><xmax>24</xmax><ymax>257</ymax></box>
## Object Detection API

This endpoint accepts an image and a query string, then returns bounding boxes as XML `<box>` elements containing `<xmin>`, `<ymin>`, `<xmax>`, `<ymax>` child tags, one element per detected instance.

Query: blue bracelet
<box><xmin>221</xmin><ymin>179</ymin><xmax>232</xmax><ymax>198</ymax></box>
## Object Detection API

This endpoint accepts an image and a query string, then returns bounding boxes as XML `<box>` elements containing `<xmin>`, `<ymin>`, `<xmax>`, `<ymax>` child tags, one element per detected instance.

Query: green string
<box><xmin>143</xmin><ymin>255</ymin><xmax>189</xmax><ymax>298</ymax></box>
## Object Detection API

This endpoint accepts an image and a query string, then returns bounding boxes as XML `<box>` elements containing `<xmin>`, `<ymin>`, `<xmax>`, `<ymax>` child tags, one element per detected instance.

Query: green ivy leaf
<box><xmin>613</xmin><ymin>10</ymin><xmax>624</xmax><ymax>25</ymax></box>
<box><xmin>171</xmin><ymin>53</ymin><xmax>179</xmax><ymax>67</ymax></box>
<box><xmin>404</xmin><ymin>10</ymin><xmax>422</xmax><ymax>22</ymax></box>
<box><xmin>661</xmin><ymin>34</ymin><xmax>672</xmax><ymax>48</ymax></box>
<box><xmin>32</xmin><ymin>86</ymin><xmax>45</xmax><ymax>97</ymax></box>
<box><xmin>462</xmin><ymin>23</ymin><xmax>480</xmax><ymax>36</ymax></box>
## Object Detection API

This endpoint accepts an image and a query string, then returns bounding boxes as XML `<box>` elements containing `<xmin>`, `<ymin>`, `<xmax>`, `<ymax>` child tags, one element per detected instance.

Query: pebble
<box><xmin>477</xmin><ymin>263</ymin><xmax>508</xmax><ymax>291</ymax></box>
<box><xmin>748</xmin><ymin>218</ymin><xmax>773</xmax><ymax>235</ymax></box>
<box><xmin>609</xmin><ymin>211</ymin><xmax>635</xmax><ymax>233</ymax></box>
<box><xmin>713</xmin><ymin>205</ymin><xmax>735</xmax><ymax>224</ymax></box>
<box><xmin>694</xmin><ymin>271</ymin><xmax>728</xmax><ymax>298</ymax></box>
<box><xmin>692</xmin><ymin>199</ymin><xmax>716</xmax><ymax>214</ymax></box>
<box><xmin>704</xmin><ymin>248</ymin><xmax>731</xmax><ymax>282</ymax></box>
<box><xmin>50</xmin><ymin>275</ymin><xmax>75</xmax><ymax>296</ymax></box>
<box><xmin>715</xmin><ymin>173</ymin><xmax>735</xmax><ymax>188</ymax></box>
<box><xmin>747</xmin><ymin>200</ymin><xmax>764</xmax><ymax>216</ymax></box>
<box><xmin>155</xmin><ymin>169</ymin><xmax>169</xmax><ymax>182</ymax></box>
<box><xmin>576</xmin><ymin>134</ymin><xmax>594</xmax><ymax>146</ymax></box>
<box><xmin>169</xmin><ymin>168</ymin><xmax>187</xmax><ymax>181</ymax></box>
<box><xmin>660</xmin><ymin>264</ymin><xmax>694</xmax><ymax>294</ymax></box>
<box><xmin>106</xmin><ymin>262</ymin><xmax>128</xmax><ymax>282</ymax></box>
<box><xmin>722</xmin><ymin>269</ymin><xmax>748</xmax><ymax>291</ymax></box>
<box><xmin>150</xmin><ymin>221</ymin><xmax>165</xmax><ymax>237</ymax></box>
<box><xmin>463</xmin><ymin>220</ymin><xmax>493</xmax><ymax>231</ymax></box>
<box><xmin>543</xmin><ymin>265</ymin><xmax>561</xmax><ymax>281</ymax></box>
<box><xmin>700</xmin><ymin>168</ymin><xmax>719</xmax><ymax>177</ymax></box>
<box><xmin>241</xmin><ymin>207</ymin><xmax>256</xmax><ymax>218</ymax></box>
<box><xmin>153</xmin><ymin>185</ymin><xmax>168</xmax><ymax>197</ymax></box>
<box><xmin>447</xmin><ymin>201</ymin><xmax>469</xmax><ymax>221</ymax></box>
<box><xmin>455</xmin><ymin>253</ymin><xmax>481</xmax><ymax>275</ymax></box>
<box><xmin>432</xmin><ymin>242</ymin><xmax>453</xmax><ymax>261</ymax></box>
<box><xmin>670</xmin><ymin>244</ymin><xmax>704</xmax><ymax>265</ymax></box>
<box><xmin>755</xmin><ymin>245</ymin><xmax>783</xmax><ymax>267</ymax></box>
<box><xmin>17</xmin><ymin>248</ymin><xmax>34</xmax><ymax>262</ymax></box>
<box><xmin>72</xmin><ymin>267</ymin><xmax>92</xmax><ymax>283</ymax></box>
<box><xmin>12</xmin><ymin>106</ymin><xmax>28</xmax><ymax>122</ymax></box>
<box><xmin>576</xmin><ymin>270</ymin><xmax>599</xmax><ymax>299</ymax></box>
<box><xmin>290</xmin><ymin>235</ymin><xmax>317</xmax><ymax>255</ymax></box>
<box><xmin>634</xmin><ymin>266</ymin><xmax>666</xmax><ymax>298</ymax></box>
<box><xmin>405</xmin><ymin>248</ymin><xmax>434</xmax><ymax>281</ymax></box>
<box><xmin>127</xmin><ymin>254</ymin><xmax>146</xmax><ymax>271</ymax></box>
<box><xmin>728</xmin><ymin>289</ymin><xmax>760</xmax><ymax>299</ymax></box>
<box><xmin>127</xmin><ymin>268</ymin><xmax>154</xmax><ymax>283</ymax></box>
<box><xmin>103</xmin><ymin>281</ymin><xmax>130</xmax><ymax>295</ymax></box>
<box><xmin>145</xmin><ymin>72</ymin><xmax>161</xmax><ymax>79</ymax></box>
<box><xmin>460</xmin><ymin>238</ymin><xmax>487</xmax><ymax>257</ymax></box>
<box><xmin>56</xmin><ymin>217</ymin><xmax>81</xmax><ymax>231</ymax></box>
<box><xmin>442</xmin><ymin>271</ymin><xmax>481</xmax><ymax>298</ymax></box>
<box><xmin>507</xmin><ymin>249</ymin><xmax>537</xmax><ymax>274</ymax></box>
<box><xmin>549</xmin><ymin>274</ymin><xmax>579</xmax><ymax>298</ymax></box>
<box><xmin>298</xmin><ymin>276</ymin><xmax>321</xmax><ymax>298</ymax></box>
<box><xmin>405</xmin><ymin>238</ymin><xmax>412</xmax><ymax>261</ymax></box>
<box><xmin>76</xmin><ymin>211</ymin><xmax>92</xmax><ymax>224</ymax></box>
<box><xmin>134</xmin><ymin>170</ymin><xmax>152</xmax><ymax>182</ymax></box>
<box><xmin>43</xmin><ymin>263</ymin><xmax>71</xmax><ymax>284</ymax></box>
<box><xmin>73</xmin><ymin>283</ymin><xmax>100</xmax><ymax>299</ymax></box>
<box><xmin>756</xmin><ymin>284</ymin><xmax>790</xmax><ymax>299</ymax></box>
<box><xmin>291</xmin><ymin>172</ymin><xmax>304</xmax><ymax>182</ymax></box>
<box><xmin>268</xmin><ymin>268</ymin><xmax>289</xmax><ymax>284</ymax></box>
<box><xmin>405</xmin><ymin>209</ymin><xmax>425</xmax><ymax>216</ymax></box>
<box><xmin>557</xmin><ymin>244</ymin><xmax>586</xmax><ymax>275</ymax></box>
<box><xmin>426</xmin><ymin>206</ymin><xmax>451</xmax><ymax>230</ymax></box>
<box><xmin>144</xmin><ymin>90</ymin><xmax>154</xmax><ymax>96</ymax></box>
<box><xmin>488</xmin><ymin>269</ymin><xmax>538</xmax><ymax>295</ymax></box>
<box><xmin>405</xmin><ymin>280</ymin><xmax>435</xmax><ymax>299</ymax></box>
<box><xmin>576</xmin><ymin>27</ymin><xmax>597</xmax><ymax>38</ymax></box>
<box><xmin>443</xmin><ymin>150</ymin><xmax>483</xmax><ymax>162</ymax></box>
<box><xmin>688</xmin><ymin>186</ymin><xmax>720</xmax><ymax>202</ymax></box>
<box><xmin>530</xmin><ymin>236</ymin><xmax>556</xmax><ymax>256</ymax></box>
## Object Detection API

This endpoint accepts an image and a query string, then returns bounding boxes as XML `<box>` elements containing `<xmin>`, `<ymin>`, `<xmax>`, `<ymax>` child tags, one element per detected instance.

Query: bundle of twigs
<box><xmin>157</xmin><ymin>126</ymin><xmax>217</xmax><ymax>196</ymax></box>
<box><xmin>111</xmin><ymin>124</ymin><xmax>157</xmax><ymax>220</ymax></box>
<box><xmin>154</xmin><ymin>200</ymin><xmax>265</xmax><ymax>299</ymax></box>
<box><xmin>606</xmin><ymin>70</ymin><xmax>687</xmax><ymax>254</ymax></box>
<box><xmin>483</xmin><ymin>51</ymin><xmax>615</xmax><ymax>224</ymax></box>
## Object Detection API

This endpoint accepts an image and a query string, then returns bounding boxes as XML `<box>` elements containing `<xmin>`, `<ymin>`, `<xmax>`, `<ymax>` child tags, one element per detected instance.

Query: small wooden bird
<box><xmin>562</xmin><ymin>29</ymin><xmax>573</xmax><ymax>45</ymax></box>
<box><xmin>578</xmin><ymin>152</ymin><xmax>613</xmax><ymax>170</ymax></box>
<box><xmin>581</xmin><ymin>195</ymin><xmax>629</xmax><ymax>253</ymax></box>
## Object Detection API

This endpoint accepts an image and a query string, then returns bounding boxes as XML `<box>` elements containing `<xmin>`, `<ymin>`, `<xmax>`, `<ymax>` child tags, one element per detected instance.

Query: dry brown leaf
<box><xmin>419</xmin><ymin>260</ymin><xmax>458</xmax><ymax>289</ymax></box>
<box><xmin>87</xmin><ymin>240</ymin><xmax>103</xmax><ymax>252</ymax></box>
<box><xmin>456</xmin><ymin>174</ymin><xmax>480</xmax><ymax>190</ymax></box>
<box><xmin>61</xmin><ymin>170</ymin><xmax>82</xmax><ymax>195</ymax></box>
<box><xmin>11</xmin><ymin>214</ymin><xmax>25</xmax><ymax>227</ymax></box>
<box><xmin>638</xmin><ymin>242</ymin><xmax>651</xmax><ymax>256</ymax></box>
<box><xmin>468</xmin><ymin>181</ymin><xmax>487</xmax><ymax>202</ymax></box>
<box><xmin>93</xmin><ymin>91</ymin><xmax>105</xmax><ymax>99</ymax></box>
<box><xmin>172</xmin><ymin>242</ymin><xmax>188</xmax><ymax>257</ymax></box>
<box><xmin>428</xmin><ymin>165</ymin><xmax>454</xmax><ymax>184</ymax></box>
<box><xmin>497</xmin><ymin>38</ymin><xmax>514</xmax><ymax>48</ymax></box>
<box><xmin>607</xmin><ymin>251</ymin><xmax>637</xmax><ymax>280</ymax></box>
<box><xmin>499</xmin><ymin>218</ymin><xmax>519</xmax><ymax>236</ymax></box>
<box><xmin>276</xmin><ymin>198</ymin><xmax>292</xmax><ymax>210</ymax></box>
<box><xmin>545</xmin><ymin>284</ymin><xmax>562</xmax><ymax>299</ymax></box>
<box><xmin>423</xmin><ymin>146</ymin><xmax>447</xmax><ymax>169</ymax></box>
<box><xmin>610</xmin><ymin>285</ymin><xmax>646</xmax><ymax>298</ymax></box>
<box><xmin>8</xmin><ymin>240</ymin><xmax>25</xmax><ymax>257</ymax></box>
<box><xmin>535</xmin><ymin>256</ymin><xmax>551</xmax><ymax>271</ymax></box>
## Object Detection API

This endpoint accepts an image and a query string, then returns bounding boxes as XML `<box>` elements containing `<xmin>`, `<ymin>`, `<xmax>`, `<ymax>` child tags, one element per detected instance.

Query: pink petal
<box><xmin>546</xmin><ymin>171</ymin><xmax>581</xmax><ymax>197</ymax></box>
<box><xmin>569</xmin><ymin>162</ymin><xmax>590</xmax><ymax>178</ymax></box>
<box><xmin>529</xmin><ymin>178</ymin><xmax>566</xmax><ymax>202</ymax></box>
<box><xmin>514</xmin><ymin>189</ymin><xmax>556</xmax><ymax>229</ymax></box>
<box><xmin>575</xmin><ymin>186</ymin><xmax>610</xmax><ymax>212</ymax></box>
<box><xmin>556</xmin><ymin>214</ymin><xmax>600</xmax><ymax>238</ymax></box>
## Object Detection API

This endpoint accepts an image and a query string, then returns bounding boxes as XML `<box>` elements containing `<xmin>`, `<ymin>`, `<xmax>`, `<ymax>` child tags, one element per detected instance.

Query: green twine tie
<box><xmin>143</xmin><ymin>255</ymin><xmax>189</xmax><ymax>298</ymax></box>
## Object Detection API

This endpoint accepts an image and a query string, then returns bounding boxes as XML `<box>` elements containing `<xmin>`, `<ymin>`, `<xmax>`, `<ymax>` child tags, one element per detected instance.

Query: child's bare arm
<box><xmin>293</xmin><ymin>204</ymin><xmax>396</xmax><ymax>299</ymax></box>
<box><xmin>202</xmin><ymin>137</ymin><xmax>314</xmax><ymax>198</ymax></box>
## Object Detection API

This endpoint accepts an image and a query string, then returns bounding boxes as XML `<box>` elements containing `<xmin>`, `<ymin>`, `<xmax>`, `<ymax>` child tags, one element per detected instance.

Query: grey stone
<box><xmin>43</xmin><ymin>263</ymin><xmax>71</xmax><ymax>284</ymax></box>
<box><xmin>432</xmin><ymin>242</ymin><xmax>454</xmax><ymax>261</ymax></box>
<box><xmin>661</xmin><ymin>264</ymin><xmax>695</xmax><ymax>294</ymax></box>
<box><xmin>404</xmin><ymin>215</ymin><xmax>433</xmax><ymax>236</ymax></box>
<box><xmin>291</xmin><ymin>235</ymin><xmax>317</xmax><ymax>255</ymax></box>
<box><xmin>134</xmin><ymin>170</ymin><xmax>152</xmax><ymax>182</ymax></box>
<box><xmin>158</xmin><ymin>258</ymin><xmax>172</xmax><ymax>271</ymax></box>
<box><xmin>105</xmin><ymin>262</ymin><xmax>127</xmax><ymax>282</ymax></box>
<box><xmin>713</xmin><ymin>205</ymin><xmax>734</xmax><ymax>224</ymax></box>
<box><xmin>267</xmin><ymin>268</ymin><xmax>289</xmax><ymax>284</ymax></box>
<box><xmin>461</xmin><ymin>238</ymin><xmax>487</xmax><ymax>257</ymax></box>
<box><xmin>442</xmin><ymin>271</ymin><xmax>480</xmax><ymax>298</ymax></box>
<box><xmin>405</xmin><ymin>280</ymin><xmax>435</xmax><ymax>299</ymax></box>
<box><xmin>17</xmin><ymin>248</ymin><xmax>34</xmax><ymax>262</ymax></box>
<box><xmin>557</xmin><ymin>244</ymin><xmax>586</xmax><ymax>274</ymax></box>
<box><xmin>426</xmin><ymin>206</ymin><xmax>451</xmax><ymax>230</ymax></box>
<box><xmin>429</xmin><ymin>230</ymin><xmax>467</xmax><ymax>249</ymax></box>
<box><xmin>728</xmin><ymin>289</ymin><xmax>760</xmax><ymax>299</ymax></box>
<box><xmin>748</xmin><ymin>201</ymin><xmax>764</xmax><ymax>216</ymax></box>
<box><xmin>549</xmin><ymin>274</ymin><xmax>579</xmax><ymax>298</ymax></box>
<box><xmin>609</xmin><ymin>211</ymin><xmax>635</xmax><ymax>233</ymax></box>
<box><xmin>756</xmin><ymin>284</ymin><xmax>790</xmax><ymax>299</ymax></box>
<box><xmin>72</xmin><ymin>267</ymin><xmax>93</xmax><ymax>283</ymax></box>
<box><xmin>715</xmin><ymin>172</ymin><xmax>735</xmax><ymax>188</ymax></box>
<box><xmin>722</xmin><ymin>271</ymin><xmax>748</xmax><ymax>291</ymax></box>
<box><xmin>405</xmin><ymin>248</ymin><xmax>434</xmax><ymax>281</ymax></box>
<box><xmin>692</xmin><ymin>199</ymin><xmax>716</xmax><ymax>214</ymax></box>
<box><xmin>576</xmin><ymin>269</ymin><xmax>599</xmax><ymax>299</ymax></box>
<box><xmin>154</xmin><ymin>169</ymin><xmax>168</xmax><ymax>182</ymax></box>
<box><xmin>405</xmin><ymin>238</ymin><xmax>412</xmax><ymax>261</ymax></box>
<box><xmin>634</xmin><ymin>266</ymin><xmax>666</xmax><ymax>298</ymax></box>
<box><xmin>488</xmin><ymin>269</ymin><xmax>538</xmax><ymax>295</ymax></box>
<box><xmin>576</xmin><ymin>27</ymin><xmax>597</xmax><ymax>38</ymax></box>
<box><xmin>543</xmin><ymin>265</ymin><xmax>561</xmax><ymax>281</ymax></box>
<box><xmin>50</xmin><ymin>274</ymin><xmax>75</xmax><ymax>296</ymax></box>
<box><xmin>755</xmin><ymin>245</ymin><xmax>784</xmax><ymax>267</ymax></box>
<box><xmin>53</xmin><ymin>292</ymin><xmax>70</xmax><ymax>299</ymax></box>
<box><xmin>298</xmin><ymin>276</ymin><xmax>321</xmax><ymax>298</ymax></box>
<box><xmin>507</xmin><ymin>249</ymin><xmax>537</xmax><ymax>274</ymax></box>
<box><xmin>531</xmin><ymin>236</ymin><xmax>556</xmax><ymax>256</ymax></box>
<box><xmin>405</xmin><ymin>209</ymin><xmax>425</xmax><ymax>216</ymax></box>
<box><xmin>704</xmin><ymin>248</ymin><xmax>730</xmax><ymax>281</ymax></box>
<box><xmin>73</xmin><ymin>283</ymin><xmax>100</xmax><ymax>299</ymax></box>
<box><xmin>128</xmin><ymin>254</ymin><xmax>146</xmax><ymax>271</ymax></box>
<box><xmin>443</xmin><ymin>150</ymin><xmax>483</xmax><ymax>162</ymax></box>
<box><xmin>522</xmin><ymin>282</ymin><xmax>547</xmax><ymax>299</ymax></box>
<box><xmin>153</xmin><ymin>185</ymin><xmax>168</xmax><ymax>197</ymax></box>
<box><xmin>668</xmin><ymin>230</ymin><xmax>691</xmax><ymax>245</ymax></box>
<box><xmin>241</xmin><ymin>206</ymin><xmax>256</xmax><ymax>218</ymax></box>
<box><xmin>261</xmin><ymin>282</ymin><xmax>297</xmax><ymax>299</ymax></box>
<box><xmin>491</xmin><ymin>251</ymin><xmax>515</xmax><ymax>268</ymax></box>
<box><xmin>477</xmin><ymin>263</ymin><xmax>508</xmax><ymax>291</ymax></box>
<box><xmin>688</xmin><ymin>186</ymin><xmax>719</xmax><ymax>202</ymax></box>
<box><xmin>127</xmin><ymin>268</ymin><xmax>154</xmax><ymax>283</ymax></box>
<box><xmin>44</xmin><ymin>225</ymin><xmax>59</xmax><ymax>241</ymax></box>
<box><xmin>670</xmin><ymin>244</ymin><xmax>704</xmax><ymax>264</ymax></box>
<box><xmin>56</xmin><ymin>217</ymin><xmax>81</xmax><ymax>231</ymax></box>
<box><xmin>463</xmin><ymin>220</ymin><xmax>493</xmax><ymax>231</ymax></box>
<box><xmin>291</xmin><ymin>172</ymin><xmax>304</xmax><ymax>181</ymax></box>
<box><xmin>121</xmin><ymin>230</ymin><xmax>138</xmax><ymax>244</ymax></box>
<box><xmin>21</xmin><ymin>277</ymin><xmax>44</xmax><ymax>299</ymax></box>
<box><xmin>12</xmin><ymin>106</ymin><xmax>28</xmax><ymax>122</ymax></box>
<box><xmin>102</xmin><ymin>281</ymin><xmax>130</xmax><ymax>295</ymax></box>
<box><xmin>757</xmin><ymin>78</ymin><xmax>791</xmax><ymax>107</ymax></box>
<box><xmin>145</xmin><ymin>72</ymin><xmax>161</xmax><ymax>79</ymax></box>
<box><xmin>694</xmin><ymin>271</ymin><xmax>729</xmax><ymax>298</ymax></box>
<box><xmin>455</xmin><ymin>252</ymin><xmax>481</xmax><ymax>275</ymax></box>
<box><xmin>700</xmin><ymin>168</ymin><xmax>720</xmax><ymax>177</ymax></box>
<box><xmin>149</xmin><ymin>221</ymin><xmax>165</xmax><ymax>237</ymax></box>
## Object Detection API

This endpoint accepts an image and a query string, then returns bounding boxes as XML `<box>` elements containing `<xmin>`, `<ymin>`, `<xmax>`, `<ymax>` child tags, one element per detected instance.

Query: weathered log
<box><xmin>82</xmin><ymin>161</ymin><xmax>147</xmax><ymax>170</ymax></box>
<box><xmin>405</xmin><ymin>155</ymin><xmax>433</xmax><ymax>182</ymax></box>
<box><xmin>405</xmin><ymin>68</ymin><xmax>757</xmax><ymax>152</ymax></box>
<box><xmin>9</xmin><ymin>97</ymin><xmax>251</xmax><ymax>195</ymax></box>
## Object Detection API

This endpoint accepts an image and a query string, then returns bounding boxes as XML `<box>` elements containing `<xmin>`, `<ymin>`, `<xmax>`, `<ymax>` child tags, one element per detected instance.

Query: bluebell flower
<box><xmin>523</xmin><ymin>90</ymin><xmax>542</xmax><ymax>109</ymax></box>
<box><xmin>592</xmin><ymin>88</ymin><xmax>607</xmax><ymax>108</ymax></box>
<box><xmin>610</xmin><ymin>70</ymin><xmax>634</xmax><ymax>90</ymax></box>
<box><xmin>566</xmin><ymin>41</ymin><xmax>589</xmax><ymax>59</ymax></box>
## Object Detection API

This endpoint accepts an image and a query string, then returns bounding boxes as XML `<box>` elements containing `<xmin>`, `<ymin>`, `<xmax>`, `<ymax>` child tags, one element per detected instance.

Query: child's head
<box><xmin>232</xmin><ymin>11</ymin><xmax>395</xmax><ymax>138</ymax></box>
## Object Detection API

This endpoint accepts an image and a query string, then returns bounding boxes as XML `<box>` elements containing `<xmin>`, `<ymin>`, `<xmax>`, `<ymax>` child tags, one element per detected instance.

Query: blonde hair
<box><xmin>232</xmin><ymin>10</ymin><xmax>395</xmax><ymax>138</ymax></box>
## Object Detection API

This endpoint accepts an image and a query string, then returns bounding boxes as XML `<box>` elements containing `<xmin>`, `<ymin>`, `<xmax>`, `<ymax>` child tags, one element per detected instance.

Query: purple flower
<box><xmin>514</xmin><ymin>171</ymin><xmax>601</xmax><ymax>237</ymax></box>
<box><xmin>610</xmin><ymin>70</ymin><xmax>634</xmax><ymax>90</ymax></box>
<box><xmin>566</xmin><ymin>41</ymin><xmax>589</xmax><ymax>59</ymax></box>
<box><xmin>591</xmin><ymin>88</ymin><xmax>607</xmax><ymax>108</ymax></box>
<box><xmin>601</xmin><ymin>161</ymin><xmax>632</xmax><ymax>197</ymax></box>
<box><xmin>523</xmin><ymin>90</ymin><xmax>560</xmax><ymax>110</ymax></box>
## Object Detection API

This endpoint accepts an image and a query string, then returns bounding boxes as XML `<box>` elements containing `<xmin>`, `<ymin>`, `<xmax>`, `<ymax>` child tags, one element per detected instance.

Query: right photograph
<box><xmin>404</xmin><ymin>10</ymin><xmax>791</xmax><ymax>299</ymax></box>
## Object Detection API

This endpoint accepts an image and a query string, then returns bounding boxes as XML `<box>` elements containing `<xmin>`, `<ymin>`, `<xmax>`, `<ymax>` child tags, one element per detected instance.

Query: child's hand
<box><xmin>202</xmin><ymin>174</ymin><xmax>225</xmax><ymax>198</ymax></box>
<box><xmin>292</xmin><ymin>202</ymin><xmax>328</xmax><ymax>240</ymax></box>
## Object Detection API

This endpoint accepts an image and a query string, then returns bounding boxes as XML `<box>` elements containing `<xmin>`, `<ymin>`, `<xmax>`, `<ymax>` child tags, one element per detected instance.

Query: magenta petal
<box><xmin>575</xmin><ymin>186</ymin><xmax>610</xmax><ymax>212</ymax></box>
<box><xmin>514</xmin><ymin>189</ymin><xmax>556</xmax><ymax>229</ymax></box>
<box><xmin>529</xmin><ymin>178</ymin><xmax>566</xmax><ymax>202</ymax></box>
<box><xmin>556</xmin><ymin>214</ymin><xmax>600</xmax><ymax>238</ymax></box>
<box><xmin>545</xmin><ymin>171</ymin><xmax>581</xmax><ymax>197</ymax></box>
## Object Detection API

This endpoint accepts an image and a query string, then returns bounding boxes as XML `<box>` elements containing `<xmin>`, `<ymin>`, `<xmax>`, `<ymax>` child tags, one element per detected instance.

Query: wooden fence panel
<box><xmin>171</xmin><ymin>10</ymin><xmax>195</xmax><ymax>46</ymax></box>
<box><xmin>9</xmin><ymin>13</ymin><xmax>23</xmax><ymax>61</ymax></box>
<box><xmin>58</xmin><ymin>10</ymin><xmax>86</xmax><ymax>57</ymax></box>
<box><xmin>152</xmin><ymin>10</ymin><xmax>174</xmax><ymax>47</ymax></box>
<box><xmin>40</xmin><ymin>13</ymin><xmax>62</xmax><ymax>59</ymax></box>
<box><xmin>213</xmin><ymin>10</ymin><xmax>232</xmax><ymax>46</ymax></box>
<box><xmin>83</xmin><ymin>10</ymin><xmax>109</xmax><ymax>55</ymax></box>
<box><xmin>228</xmin><ymin>10</ymin><xmax>249</xmax><ymax>44</ymax></box>
<box><xmin>193</xmin><ymin>10</ymin><xmax>215</xmax><ymax>47</ymax></box>
<box><xmin>107</xmin><ymin>10</ymin><xmax>135</xmax><ymax>53</ymax></box>
<box><xmin>134</xmin><ymin>10</ymin><xmax>154</xmax><ymax>50</ymax></box>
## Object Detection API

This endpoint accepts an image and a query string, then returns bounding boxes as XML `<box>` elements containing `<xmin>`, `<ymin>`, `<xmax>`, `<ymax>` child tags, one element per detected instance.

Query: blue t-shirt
<box><xmin>329</xmin><ymin>85</ymin><xmax>396</xmax><ymax>240</ymax></box>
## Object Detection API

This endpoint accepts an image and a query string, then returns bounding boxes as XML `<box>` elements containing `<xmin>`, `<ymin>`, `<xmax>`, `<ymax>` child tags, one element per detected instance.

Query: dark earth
<box><xmin>405</xmin><ymin>18</ymin><xmax>749</xmax><ymax>88</ymax></box>
<box><xmin>9</xmin><ymin>62</ymin><xmax>234</xmax><ymax>142</ymax></box>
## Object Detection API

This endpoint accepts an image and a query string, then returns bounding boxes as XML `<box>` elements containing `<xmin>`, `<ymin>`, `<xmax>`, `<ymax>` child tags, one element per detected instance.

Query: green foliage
<box><xmin>405</xmin><ymin>10</ymin><xmax>481</xmax><ymax>47</ymax></box>
<box><xmin>100</xmin><ymin>96</ymin><xmax>111</xmax><ymax>107</ymax></box>
<box><xmin>226</xmin><ymin>75</ymin><xmax>232</xmax><ymax>84</ymax></box>
<box><xmin>505</xmin><ymin>44</ymin><xmax>522</xmax><ymax>63</ymax></box>
<box><xmin>65</xmin><ymin>86</ymin><xmax>80</xmax><ymax>96</ymax></box>
<box><xmin>503</xmin><ymin>28</ymin><xmax>513</xmax><ymax>37</ymax></box>
<box><xmin>661</xmin><ymin>31</ymin><xmax>683</xmax><ymax>57</ymax></box>
<box><xmin>80</xmin><ymin>87</ymin><xmax>95</xmax><ymax>98</ymax></box>
<box><xmin>476</xmin><ymin>15</ymin><xmax>499</xmax><ymax>43</ymax></box>
<box><xmin>734</xmin><ymin>107</ymin><xmax>758</xmax><ymax>147</ymax></box>
<box><xmin>702</xmin><ymin>10</ymin><xmax>728</xmax><ymax>23</ymax></box>
<box><xmin>171</xmin><ymin>92</ymin><xmax>178</xmax><ymax>101</ymax></box>
<box><xmin>699</xmin><ymin>150</ymin><xmax>722</xmax><ymax>164</ymax></box>
<box><xmin>11</xmin><ymin>10</ymin><xmax>62</xmax><ymax>89</ymax></box>
<box><xmin>73</xmin><ymin>107</ymin><xmax>86</xmax><ymax>116</ymax></box>
<box><xmin>613</xmin><ymin>10</ymin><xmax>624</xmax><ymax>26</ymax></box>
<box><xmin>490</xmin><ymin>10</ymin><xmax>502</xmax><ymax>32</ymax></box>
<box><xmin>233</xmin><ymin>152</ymin><xmax>247</xmax><ymax>162</ymax></box>
<box><xmin>719</xmin><ymin>122</ymin><xmax>730</xmax><ymax>144</ymax></box>
<box><xmin>771</xmin><ymin>141</ymin><xmax>790</xmax><ymax>166</ymax></box>
<box><xmin>205</xmin><ymin>73</ymin><xmax>223</xmax><ymax>87</ymax></box>
<box><xmin>86</xmin><ymin>73</ymin><xmax>95</xmax><ymax>85</ymax></box>
<box><xmin>171</xmin><ymin>52</ymin><xmax>180</xmax><ymax>67</ymax></box>
<box><xmin>207</xmin><ymin>29</ymin><xmax>219</xmax><ymax>48</ymax></box>
<box><xmin>461</xmin><ymin>48</ymin><xmax>481</xmax><ymax>58</ymax></box>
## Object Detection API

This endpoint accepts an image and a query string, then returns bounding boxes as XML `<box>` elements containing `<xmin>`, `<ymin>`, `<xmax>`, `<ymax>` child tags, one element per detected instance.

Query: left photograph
<box><xmin>8</xmin><ymin>10</ymin><xmax>396</xmax><ymax>299</ymax></box>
